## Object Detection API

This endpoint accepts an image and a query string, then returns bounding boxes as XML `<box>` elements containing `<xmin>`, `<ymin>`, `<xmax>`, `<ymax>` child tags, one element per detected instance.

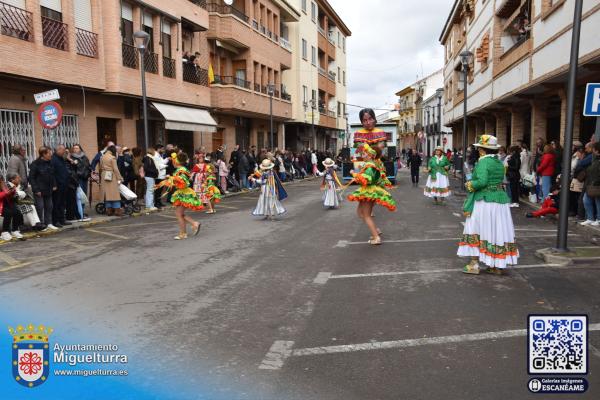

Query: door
<box><xmin>166</xmin><ymin>130</ymin><xmax>194</xmax><ymax>157</ymax></box>
<box><xmin>213</xmin><ymin>128</ymin><xmax>224</xmax><ymax>152</ymax></box>
<box><xmin>97</xmin><ymin>117</ymin><xmax>118</xmax><ymax>150</ymax></box>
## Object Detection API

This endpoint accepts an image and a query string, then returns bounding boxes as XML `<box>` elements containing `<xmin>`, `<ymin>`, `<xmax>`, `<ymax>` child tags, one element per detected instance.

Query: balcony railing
<box><xmin>281</xmin><ymin>92</ymin><xmax>291</xmax><ymax>101</ymax></box>
<box><xmin>76</xmin><ymin>28</ymin><xmax>97</xmax><ymax>57</ymax></box>
<box><xmin>318</xmin><ymin>66</ymin><xmax>326</xmax><ymax>76</ymax></box>
<box><xmin>0</xmin><ymin>1</ymin><xmax>33</xmax><ymax>41</ymax></box>
<box><xmin>254</xmin><ymin>83</ymin><xmax>260</xmax><ymax>92</ymax></box>
<box><xmin>319</xmin><ymin>106</ymin><xmax>326</xmax><ymax>114</ymax></box>
<box><xmin>328</xmin><ymin>71</ymin><xmax>336</xmax><ymax>81</ymax></box>
<box><xmin>122</xmin><ymin>43</ymin><xmax>138</xmax><ymax>69</ymax></box>
<box><xmin>213</xmin><ymin>75</ymin><xmax>252</xmax><ymax>89</ymax></box>
<box><xmin>183</xmin><ymin>63</ymin><xmax>209</xmax><ymax>86</ymax></box>
<box><xmin>163</xmin><ymin>57</ymin><xmax>176</xmax><ymax>78</ymax></box>
<box><xmin>318</xmin><ymin>25</ymin><xmax>325</xmax><ymax>36</ymax></box>
<box><xmin>42</xmin><ymin>16</ymin><xmax>68</xmax><ymax>51</ymax></box>
<box><xmin>188</xmin><ymin>0</ymin><xmax>207</xmax><ymax>9</ymax></box>
<box><xmin>206</xmin><ymin>3</ymin><xmax>249</xmax><ymax>23</ymax></box>
<box><xmin>280</xmin><ymin>36</ymin><xmax>291</xmax><ymax>51</ymax></box>
<box><xmin>252</xmin><ymin>19</ymin><xmax>258</xmax><ymax>30</ymax></box>
<box><xmin>144</xmin><ymin>52</ymin><xmax>158</xmax><ymax>74</ymax></box>
<box><xmin>327</xmin><ymin>110</ymin><xmax>336</xmax><ymax>118</ymax></box>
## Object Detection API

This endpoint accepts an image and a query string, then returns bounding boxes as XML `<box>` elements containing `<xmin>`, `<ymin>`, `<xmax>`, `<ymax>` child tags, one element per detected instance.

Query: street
<box><xmin>1</xmin><ymin>170</ymin><xmax>600</xmax><ymax>399</ymax></box>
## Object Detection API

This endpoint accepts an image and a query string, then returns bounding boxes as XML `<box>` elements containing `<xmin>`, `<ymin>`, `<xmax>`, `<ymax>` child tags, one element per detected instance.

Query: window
<box><xmin>303</xmin><ymin>85</ymin><xmax>308</xmax><ymax>104</ymax></box>
<box><xmin>143</xmin><ymin>12</ymin><xmax>154</xmax><ymax>52</ymax></box>
<box><xmin>337</xmin><ymin>67</ymin><xmax>341</xmax><ymax>83</ymax></box>
<box><xmin>74</xmin><ymin>0</ymin><xmax>93</xmax><ymax>31</ymax></box>
<box><xmin>302</xmin><ymin>39</ymin><xmax>307</xmax><ymax>60</ymax></box>
<box><xmin>312</xmin><ymin>89</ymin><xmax>316</xmax><ymax>104</ymax></box>
<box><xmin>337</xmin><ymin>101</ymin><xmax>341</xmax><ymax>117</ymax></box>
<box><xmin>161</xmin><ymin>21</ymin><xmax>172</xmax><ymax>58</ymax></box>
<box><xmin>343</xmin><ymin>71</ymin><xmax>346</xmax><ymax>86</ymax></box>
<box><xmin>121</xmin><ymin>2</ymin><xmax>133</xmax><ymax>44</ymax></box>
<box><xmin>311</xmin><ymin>2</ymin><xmax>316</xmax><ymax>23</ymax></box>
<box><xmin>302</xmin><ymin>0</ymin><xmax>307</xmax><ymax>13</ymax></box>
<box><xmin>338</xmin><ymin>32</ymin><xmax>341</xmax><ymax>48</ymax></box>
<box><xmin>342</xmin><ymin>37</ymin><xmax>346</xmax><ymax>52</ymax></box>
<box><xmin>311</xmin><ymin>46</ymin><xmax>316</xmax><ymax>65</ymax></box>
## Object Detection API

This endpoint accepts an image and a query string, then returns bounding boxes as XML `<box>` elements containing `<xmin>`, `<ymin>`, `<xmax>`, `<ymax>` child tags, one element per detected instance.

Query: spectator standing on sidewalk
<box><xmin>51</xmin><ymin>145</ymin><xmax>71</xmax><ymax>227</ymax></box>
<box><xmin>230</xmin><ymin>144</ymin><xmax>240</xmax><ymax>183</ymax></box>
<box><xmin>519</xmin><ymin>143</ymin><xmax>531</xmax><ymax>179</ymax></box>
<box><xmin>580</xmin><ymin>142</ymin><xmax>600</xmax><ymax>226</ymax></box>
<box><xmin>131</xmin><ymin>148</ymin><xmax>144</xmax><ymax>199</ymax></box>
<box><xmin>311</xmin><ymin>150</ymin><xmax>318</xmax><ymax>175</ymax></box>
<box><xmin>7</xmin><ymin>144</ymin><xmax>29</xmax><ymax>187</ymax></box>
<box><xmin>569</xmin><ymin>144</ymin><xmax>585</xmax><ymax>218</ymax></box>
<box><xmin>153</xmin><ymin>147</ymin><xmax>168</xmax><ymax>209</ymax></box>
<box><xmin>238</xmin><ymin>149</ymin><xmax>250</xmax><ymax>190</ymax></box>
<box><xmin>99</xmin><ymin>145</ymin><xmax>124</xmax><ymax>216</ymax></box>
<box><xmin>506</xmin><ymin>146</ymin><xmax>521</xmax><ymax>207</ymax></box>
<box><xmin>536</xmin><ymin>144</ymin><xmax>556</xmax><ymax>200</ymax></box>
<box><xmin>216</xmin><ymin>156</ymin><xmax>229</xmax><ymax>194</ymax></box>
<box><xmin>453</xmin><ymin>148</ymin><xmax>463</xmax><ymax>178</ymax></box>
<box><xmin>0</xmin><ymin>174</ymin><xmax>24</xmax><ymax>240</ymax></box>
<box><xmin>29</xmin><ymin>147</ymin><xmax>58</xmax><ymax>231</ymax></box>
<box><xmin>70</xmin><ymin>144</ymin><xmax>91</xmax><ymax>221</ymax></box>
<box><xmin>142</xmin><ymin>148</ymin><xmax>159</xmax><ymax>211</ymax></box>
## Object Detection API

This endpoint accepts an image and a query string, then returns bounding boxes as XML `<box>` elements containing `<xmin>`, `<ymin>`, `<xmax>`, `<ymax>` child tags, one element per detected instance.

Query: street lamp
<box><xmin>267</xmin><ymin>84</ymin><xmax>275</xmax><ymax>150</ymax></box>
<box><xmin>310</xmin><ymin>98</ymin><xmax>316</xmax><ymax>150</ymax></box>
<box><xmin>425</xmin><ymin>105</ymin><xmax>431</xmax><ymax>156</ymax></box>
<box><xmin>460</xmin><ymin>50</ymin><xmax>473</xmax><ymax>189</ymax></box>
<box><xmin>134</xmin><ymin>30</ymin><xmax>151</xmax><ymax>151</ymax></box>
<box><xmin>436</xmin><ymin>88</ymin><xmax>443</xmax><ymax>150</ymax></box>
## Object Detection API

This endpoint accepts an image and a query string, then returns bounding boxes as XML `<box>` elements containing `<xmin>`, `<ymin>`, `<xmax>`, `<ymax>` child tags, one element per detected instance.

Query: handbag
<box><xmin>77</xmin><ymin>186</ymin><xmax>89</xmax><ymax>205</ymax></box>
<box><xmin>587</xmin><ymin>185</ymin><xmax>600</xmax><ymax>198</ymax></box>
<box><xmin>104</xmin><ymin>170</ymin><xmax>113</xmax><ymax>182</ymax></box>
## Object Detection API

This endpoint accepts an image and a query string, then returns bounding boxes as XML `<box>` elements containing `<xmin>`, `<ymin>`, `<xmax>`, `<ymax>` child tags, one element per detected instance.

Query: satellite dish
<box><xmin>224</xmin><ymin>0</ymin><xmax>234</xmax><ymax>5</ymax></box>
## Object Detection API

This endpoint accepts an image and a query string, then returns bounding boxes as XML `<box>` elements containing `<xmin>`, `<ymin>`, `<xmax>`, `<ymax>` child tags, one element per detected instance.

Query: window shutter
<box><xmin>3</xmin><ymin>0</ymin><xmax>26</xmax><ymax>8</ymax></box>
<box><xmin>121</xmin><ymin>2</ymin><xmax>133</xmax><ymax>21</ymax></box>
<box><xmin>143</xmin><ymin>12</ymin><xmax>153</xmax><ymax>28</ymax></box>
<box><xmin>162</xmin><ymin>21</ymin><xmax>171</xmax><ymax>34</ymax></box>
<box><xmin>40</xmin><ymin>0</ymin><xmax>62</xmax><ymax>12</ymax></box>
<box><xmin>73</xmin><ymin>0</ymin><xmax>92</xmax><ymax>31</ymax></box>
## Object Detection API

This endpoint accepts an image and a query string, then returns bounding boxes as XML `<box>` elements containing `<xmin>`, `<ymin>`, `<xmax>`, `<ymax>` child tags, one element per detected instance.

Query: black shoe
<box><xmin>61</xmin><ymin>221</ymin><xmax>73</xmax><ymax>226</ymax></box>
<box><xmin>54</xmin><ymin>223</ymin><xmax>63</xmax><ymax>228</ymax></box>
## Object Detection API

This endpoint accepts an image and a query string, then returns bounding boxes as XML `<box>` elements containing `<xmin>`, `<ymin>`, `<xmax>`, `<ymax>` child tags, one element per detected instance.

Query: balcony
<box><xmin>206</xmin><ymin>2</ymin><xmax>249</xmax><ymax>23</ymax></box>
<box><xmin>42</xmin><ymin>16</ymin><xmax>68</xmax><ymax>51</ymax></box>
<box><xmin>122</xmin><ymin>43</ymin><xmax>138</xmax><ymax>69</ymax></box>
<box><xmin>280</xmin><ymin>36</ymin><xmax>291</xmax><ymax>51</ymax></box>
<box><xmin>213</xmin><ymin>75</ymin><xmax>252</xmax><ymax>89</ymax></box>
<box><xmin>163</xmin><ymin>57</ymin><xmax>176</xmax><ymax>78</ymax></box>
<box><xmin>76</xmin><ymin>28</ymin><xmax>97</xmax><ymax>57</ymax></box>
<box><xmin>0</xmin><ymin>2</ymin><xmax>33</xmax><ymax>41</ymax></box>
<box><xmin>328</xmin><ymin>70</ymin><xmax>336</xmax><ymax>82</ymax></box>
<box><xmin>318</xmin><ymin>66</ymin><xmax>327</xmax><ymax>76</ymax></box>
<box><xmin>143</xmin><ymin>52</ymin><xmax>159</xmax><ymax>74</ymax></box>
<box><xmin>318</xmin><ymin>25</ymin><xmax>326</xmax><ymax>37</ymax></box>
<box><xmin>188</xmin><ymin>0</ymin><xmax>207</xmax><ymax>9</ymax></box>
<box><xmin>183</xmin><ymin>63</ymin><xmax>209</xmax><ymax>86</ymax></box>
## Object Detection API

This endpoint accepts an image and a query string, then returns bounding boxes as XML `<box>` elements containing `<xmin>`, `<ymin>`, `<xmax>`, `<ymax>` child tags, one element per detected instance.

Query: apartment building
<box><xmin>205</xmin><ymin>0</ymin><xmax>299</xmax><ymax>152</ymax></box>
<box><xmin>440</xmin><ymin>0</ymin><xmax>600</xmax><ymax>151</ymax></box>
<box><xmin>0</xmin><ymin>0</ymin><xmax>217</xmax><ymax>174</ymax></box>
<box><xmin>282</xmin><ymin>0</ymin><xmax>350</xmax><ymax>153</ymax></box>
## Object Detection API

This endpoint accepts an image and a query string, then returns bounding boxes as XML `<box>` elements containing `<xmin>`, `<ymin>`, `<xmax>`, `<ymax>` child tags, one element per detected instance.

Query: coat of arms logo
<box><xmin>8</xmin><ymin>324</ymin><xmax>53</xmax><ymax>388</ymax></box>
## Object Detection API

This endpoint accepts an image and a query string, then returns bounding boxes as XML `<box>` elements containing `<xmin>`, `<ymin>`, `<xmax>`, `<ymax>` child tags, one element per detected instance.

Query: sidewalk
<box><xmin>0</xmin><ymin>175</ymin><xmax>316</xmax><ymax>245</ymax></box>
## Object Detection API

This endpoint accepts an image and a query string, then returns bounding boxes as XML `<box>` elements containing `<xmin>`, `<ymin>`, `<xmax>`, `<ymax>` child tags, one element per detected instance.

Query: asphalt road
<box><xmin>1</xmin><ymin>170</ymin><xmax>600</xmax><ymax>399</ymax></box>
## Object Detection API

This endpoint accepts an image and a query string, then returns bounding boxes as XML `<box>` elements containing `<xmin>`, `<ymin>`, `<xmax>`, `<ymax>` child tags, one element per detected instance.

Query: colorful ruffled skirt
<box><xmin>348</xmin><ymin>185</ymin><xmax>396</xmax><ymax>211</ymax></box>
<box><xmin>424</xmin><ymin>173</ymin><xmax>451</xmax><ymax>198</ymax></box>
<box><xmin>171</xmin><ymin>187</ymin><xmax>204</xmax><ymax>211</ymax></box>
<box><xmin>457</xmin><ymin>200</ymin><xmax>518</xmax><ymax>268</ymax></box>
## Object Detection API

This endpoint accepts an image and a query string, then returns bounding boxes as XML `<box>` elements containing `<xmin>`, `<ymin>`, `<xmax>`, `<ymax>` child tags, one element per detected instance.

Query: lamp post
<box><xmin>436</xmin><ymin>88</ymin><xmax>443</xmax><ymax>150</ymax></box>
<box><xmin>425</xmin><ymin>106</ymin><xmax>431</xmax><ymax>156</ymax></box>
<box><xmin>556</xmin><ymin>0</ymin><xmax>583</xmax><ymax>252</ymax></box>
<box><xmin>268</xmin><ymin>84</ymin><xmax>275</xmax><ymax>150</ymax></box>
<box><xmin>460</xmin><ymin>50</ymin><xmax>473</xmax><ymax>189</ymax></box>
<box><xmin>310</xmin><ymin>98</ymin><xmax>316</xmax><ymax>150</ymax></box>
<box><xmin>134</xmin><ymin>30</ymin><xmax>151</xmax><ymax>151</ymax></box>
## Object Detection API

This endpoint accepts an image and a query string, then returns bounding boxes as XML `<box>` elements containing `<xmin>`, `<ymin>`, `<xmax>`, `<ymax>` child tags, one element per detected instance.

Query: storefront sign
<box><xmin>34</xmin><ymin>89</ymin><xmax>60</xmax><ymax>104</ymax></box>
<box><xmin>37</xmin><ymin>101</ymin><xmax>63</xmax><ymax>129</ymax></box>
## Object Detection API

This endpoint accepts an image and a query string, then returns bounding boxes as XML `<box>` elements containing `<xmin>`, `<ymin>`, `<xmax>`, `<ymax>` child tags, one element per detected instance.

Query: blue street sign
<box><xmin>583</xmin><ymin>83</ymin><xmax>600</xmax><ymax>116</ymax></box>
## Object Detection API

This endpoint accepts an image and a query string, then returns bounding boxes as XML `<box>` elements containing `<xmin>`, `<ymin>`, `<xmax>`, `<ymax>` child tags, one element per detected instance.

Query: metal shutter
<box><xmin>2</xmin><ymin>0</ymin><xmax>26</xmax><ymax>8</ymax></box>
<box><xmin>121</xmin><ymin>2</ymin><xmax>133</xmax><ymax>21</ymax></box>
<box><xmin>73</xmin><ymin>0</ymin><xmax>92</xmax><ymax>31</ymax></box>
<box><xmin>143</xmin><ymin>12</ymin><xmax>153</xmax><ymax>27</ymax></box>
<box><xmin>39</xmin><ymin>0</ymin><xmax>62</xmax><ymax>12</ymax></box>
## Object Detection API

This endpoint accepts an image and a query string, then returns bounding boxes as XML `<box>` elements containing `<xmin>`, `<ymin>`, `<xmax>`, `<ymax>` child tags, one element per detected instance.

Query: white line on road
<box><xmin>312</xmin><ymin>264</ymin><xmax>565</xmax><ymax>284</ymax></box>
<box><xmin>259</xmin><ymin>340</ymin><xmax>295</xmax><ymax>370</ymax></box>
<box><xmin>85</xmin><ymin>228</ymin><xmax>129</xmax><ymax>240</ymax></box>
<box><xmin>261</xmin><ymin>323</ymin><xmax>600</xmax><ymax>369</ymax></box>
<box><xmin>452</xmin><ymin>213</ymin><xmax>461</xmax><ymax>217</ymax></box>
<box><xmin>0</xmin><ymin>251</ymin><xmax>21</xmax><ymax>266</ymax></box>
<box><xmin>335</xmin><ymin>234</ymin><xmax>578</xmax><ymax>247</ymax></box>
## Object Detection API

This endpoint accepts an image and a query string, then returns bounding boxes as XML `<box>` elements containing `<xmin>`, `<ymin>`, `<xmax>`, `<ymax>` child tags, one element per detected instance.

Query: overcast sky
<box><xmin>327</xmin><ymin>0</ymin><xmax>453</xmax><ymax>122</ymax></box>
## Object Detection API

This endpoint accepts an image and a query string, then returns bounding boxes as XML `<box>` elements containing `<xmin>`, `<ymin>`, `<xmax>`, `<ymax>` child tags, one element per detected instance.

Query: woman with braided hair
<box><xmin>347</xmin><ymin>143</ymin><xmax>396</xmax><ymax>245</ymax></box>
<box><xmin>156</xmin><ymin>153</ymin><xmax>202</xmax><ymax>240</ymax></box>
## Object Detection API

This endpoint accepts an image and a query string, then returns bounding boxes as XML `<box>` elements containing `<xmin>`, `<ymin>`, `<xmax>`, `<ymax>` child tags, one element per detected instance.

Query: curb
<box><xmin>535</xmin><ymin>247</ymin><xmax>600</xmax><ymax>266</ymax></box>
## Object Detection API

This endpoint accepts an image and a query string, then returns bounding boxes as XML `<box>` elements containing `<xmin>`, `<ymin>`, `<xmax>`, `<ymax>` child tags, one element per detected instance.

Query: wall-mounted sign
<box><xmin>37</xmin><ymin>101</ymin><xmax>63</xmax><ymax>129</ymax></box>
<box><xmin>34</xmin><ymin>89</ymin><xmax>60</xmax><ymax>105</ymax></box>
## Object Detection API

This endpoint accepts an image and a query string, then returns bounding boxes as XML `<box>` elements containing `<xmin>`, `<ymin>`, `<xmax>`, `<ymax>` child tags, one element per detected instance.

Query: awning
<box><xmin>151</xmin><ymin>102</ymin><xmax>217</xmax><ymax>133</ymax></box>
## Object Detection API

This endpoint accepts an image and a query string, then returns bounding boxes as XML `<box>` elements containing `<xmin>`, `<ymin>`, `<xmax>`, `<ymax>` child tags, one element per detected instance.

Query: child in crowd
<box><xmin>0</xmin><ymin>174</ymin><xmax>24</xmax><ymax>240</ymax></box>
<box><xmin>527</xmin><ymin>184</ymin><xmax>560</xmax><ymax>218</ymax></box>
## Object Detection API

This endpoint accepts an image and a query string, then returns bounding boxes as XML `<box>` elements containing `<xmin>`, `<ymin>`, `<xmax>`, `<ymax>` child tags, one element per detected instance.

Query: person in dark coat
<box><xmin>407</xmin><ymin>151</ymin><xmax>422</xmax><ymax>187</ymax></box>
<box><xmin>51</xmin><ymin>145</ymin><xmax>71</xmax><ymax>227</ymax></box>
<box><xmin>506</xmin><ymin>146</ymin><xmax>522</xmax><ymax>206</ymax></box>
<box><xmin>230</xmin><ymin>145</ymin><xmax>241</xmax><ymax>182</ymax></box>
<box><xmin>28</xmin><ymin>146</ymin><xmax>57</xmax><ymax>230</ymax></box>
<box><xmin>238</xmin><ymin>150</ymin><xmax>250</xmax><ymax>189</ymax></box>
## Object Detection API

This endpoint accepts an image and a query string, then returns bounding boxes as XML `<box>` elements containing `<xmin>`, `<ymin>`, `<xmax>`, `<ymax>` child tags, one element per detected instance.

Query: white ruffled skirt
<box><xmin>457</xmin><ymin>200</ymin><xmax>519</xmax><ymax>268</ymax></box>
<box><xmin>323</xmin><ymin>181</ymin><xmax>341</xmax><ymax>208</ymax></box>
<box><xmin>424</xmin><ymin>173</ymin><xmax>450</xmax><ymax>198</ymax></box>
<box><xmin>252</xmin><ymin>185</ymin><xmax>286</xmax><ymax>217</ymax></box>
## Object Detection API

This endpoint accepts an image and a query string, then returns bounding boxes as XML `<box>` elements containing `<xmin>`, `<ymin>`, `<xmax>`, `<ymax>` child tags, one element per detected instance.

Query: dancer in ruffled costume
<box><xmin>317</xmin><ymin>158</ymin><xmax>343</xmax><ymax>209</ymax></box>
<box><xmin>250</xmin><ymin>159</ymin><xmax>287</xmax><ymax>219</ymax></box>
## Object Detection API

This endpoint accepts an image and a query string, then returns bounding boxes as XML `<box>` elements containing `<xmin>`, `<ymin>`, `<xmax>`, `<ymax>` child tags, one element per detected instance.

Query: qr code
<box><xmin>528</xmin><ymin>315</ymin><xmax>587</xmax><ymax>374</ymax></box>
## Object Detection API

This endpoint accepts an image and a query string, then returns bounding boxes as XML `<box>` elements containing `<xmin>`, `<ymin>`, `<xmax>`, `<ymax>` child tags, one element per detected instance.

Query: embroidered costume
<box><xmin>251</xmin><ymin>159</ymin><xmax>287</xmax><ymax>217</ymax></box>
<box><xmin>353</xmin><ymin>128</ymin><xmax>388</xmax><ymax>146</ymax></box>
<box><xmin>156</xmin><ymin>167</ymin><xmax>204</xmax><ymax>211</ymax></box>
<box><xmin>424</xmin><ymin>151</ymin><xmax>451</xmax><ymax>198</ymax></box>
<box><xmin>317</xmin><ymin>158</ymin><xmax>343</xmax><ymax>208</ymax></box>
<box><xmin>347</xmin><ymin>145</ymin><xmax>396</xmax><ymax>212</ymax></box>
<box><xmin>192</xmin><ymin>162</ymin><xmax>222</xmax><ymax>204</ymax></box>
<box><xmin>458</xmin><ymin>135</ymin><xmax>518</xmax><ymax>271</ymax></box>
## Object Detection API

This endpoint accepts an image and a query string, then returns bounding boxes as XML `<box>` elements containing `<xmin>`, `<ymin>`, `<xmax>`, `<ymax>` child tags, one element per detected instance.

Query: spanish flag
<box><xmin>208</xmin><ymin>63</ymin><xmax>215</xmax><ymax>85</ymax></box>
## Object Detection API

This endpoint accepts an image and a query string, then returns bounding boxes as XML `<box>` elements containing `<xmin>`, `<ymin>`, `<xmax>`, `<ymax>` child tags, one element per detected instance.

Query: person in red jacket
<box><xmin>0</xmin><ymin>175</ymin><xmax>23</xmax><ymax>241</ymax></box>
<box><xmin>536</xmin><ymin>144</ymin><xmax>556</xmax><ymax>200</ymax></box>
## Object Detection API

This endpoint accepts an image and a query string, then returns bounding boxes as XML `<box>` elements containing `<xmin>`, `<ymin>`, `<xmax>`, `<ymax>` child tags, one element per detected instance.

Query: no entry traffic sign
<box><xmin>37</xmin><ymin>101</ymin><xmax>63</xmax><ymax>129</ymax></box>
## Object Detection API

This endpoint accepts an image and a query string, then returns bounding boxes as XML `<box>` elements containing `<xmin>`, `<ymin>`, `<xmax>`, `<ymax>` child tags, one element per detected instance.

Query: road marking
<box><xmin>336</xmin><ymin>234</ymin><xmax>578</xmax><ymax>247</ymax></box>
<box><xmin>262</xmin><ymin>323</ymin><xmax>600</xmax><ymax>369</ymax></box>
<box><xmin>100</xmin><ymin>221</ymin><xmax>172</xmax><ymax>229</ymax></box>
<box><xmin>62</xmin><ymin>240</ymin><xmax>88</xmax><ymax>250</ymax></box>
<box><xmin>216</xmin><ymin>205</ymin><xmax>239</xmax><ymax>210</ymax></box>
<box><xmin>452</xmin><ymin>213</ymin><xmax>461</xmax><ymax>217</ymax></box>
<box><xmin>85</xmin><ymin>229</ymin><xmax>129</xmax><ymax>240</ymax></box>
<box><xmin>0</xmin><ymin>251</ymin><xmax>21</xmax><ymax>266</ymax></box>
<box><xmin>155</xmin><ymin>213</ymin><xmax>178</xmax><ymax>220</ymax></box>
<box><xmin>259</xmin><ymin>340</ymin><xmax>295</xmax><ymax>370</ymax></box>
<box><xmin>312</xmin><ymin>264</ymin><xmax>564</xmax><ymax>284</ymax></box>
